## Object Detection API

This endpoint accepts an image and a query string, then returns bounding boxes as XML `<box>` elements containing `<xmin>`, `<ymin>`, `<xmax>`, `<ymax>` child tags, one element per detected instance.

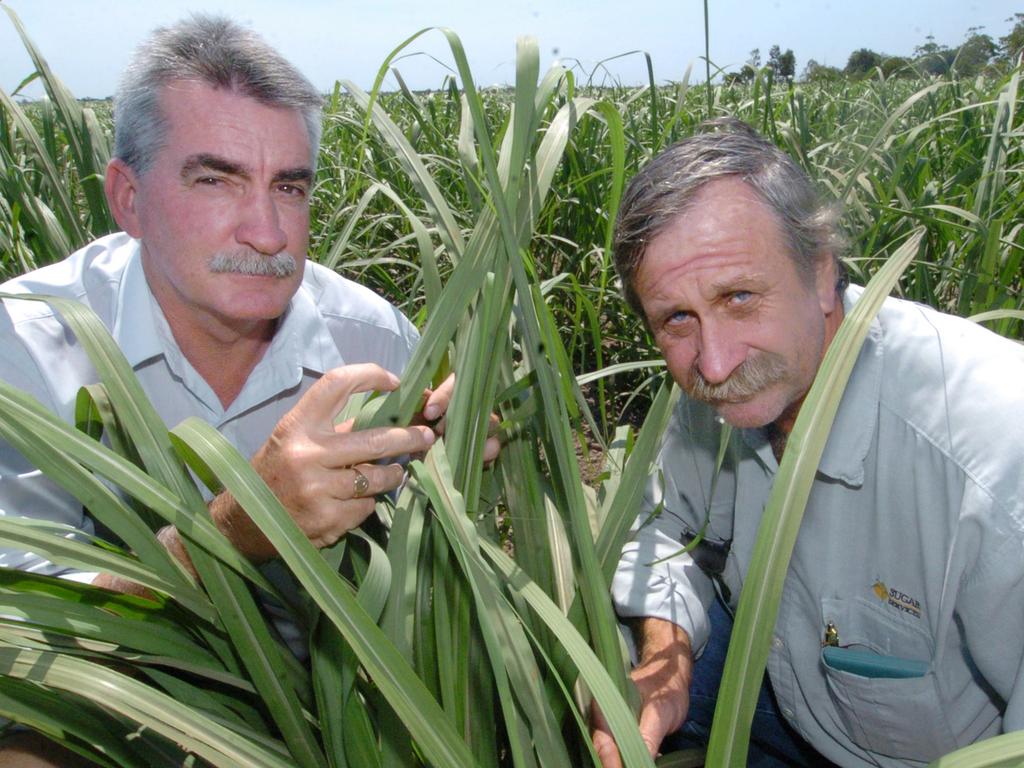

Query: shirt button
<box><xmin>772</xmin><ymin>636</ymin><xmax>785</xmax><ymax>650</ymax></box>
<box><xmin>782</xmin><ymin>707</ymin><xmax>795</xmax><ymax>719</ymax></box>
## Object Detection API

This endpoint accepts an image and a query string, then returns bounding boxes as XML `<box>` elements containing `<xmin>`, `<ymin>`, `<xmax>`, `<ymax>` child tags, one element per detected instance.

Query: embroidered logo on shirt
<box><xmin>872</xmin><ymin>580</ymin><xmax>922</xmax><ymax>619</ymax></box>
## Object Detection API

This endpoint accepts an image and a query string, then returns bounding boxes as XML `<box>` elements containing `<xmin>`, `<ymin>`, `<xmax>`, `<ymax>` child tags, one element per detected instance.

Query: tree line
<box><xmin>724</xmin><ymin>13</ymin><xmax>1024</xmax><ymax>84</ymax></box>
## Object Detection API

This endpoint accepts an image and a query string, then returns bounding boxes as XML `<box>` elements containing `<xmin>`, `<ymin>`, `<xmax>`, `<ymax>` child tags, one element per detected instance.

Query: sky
<box><xmin>0</xmin><ymin>0</ymin><xmax>1018</xmax><ymax>99</ymax></box>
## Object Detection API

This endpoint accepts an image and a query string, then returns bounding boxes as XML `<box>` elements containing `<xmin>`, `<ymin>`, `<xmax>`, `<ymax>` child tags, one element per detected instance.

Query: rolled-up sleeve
<box><xmin>611</xmin><ymin>463</ymin><xmax>717</xmax><ymax>655</ymax></box>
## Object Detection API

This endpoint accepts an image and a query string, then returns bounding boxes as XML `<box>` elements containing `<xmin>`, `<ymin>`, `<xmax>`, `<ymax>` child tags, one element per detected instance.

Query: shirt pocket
<box><xmin>819</xmin><ymin>596</ymin><xmax>957</xmax><ymax>762</ymax></box>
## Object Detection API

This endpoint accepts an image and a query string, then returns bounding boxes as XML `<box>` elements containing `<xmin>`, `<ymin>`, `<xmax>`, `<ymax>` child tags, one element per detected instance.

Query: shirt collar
<box><xmin>112</xmin><ymin>244</ymin><xmax>345</xmax><ymax>416</ymax></box>
<box><xmin>220</xmin><ymin>268</ymin><xmax>345</xmax><ymax>418</ymax></box>
<box><xmin>266</xmin><ymin>271</ymin><xmax>345</xmax><ymax>377</ymax></box>
<box><xmin>816</xmin><ymin>285</ymin><xmax>881</xmax><ymax>486</ymax></box>
<box><xmin>741</xmin><ymin>286</ymin><xmax>882</xmax><ymax>486</ymax></box>
<box><xmin>111</xmin><ymin>241</ymin><xmax>164</xmax><ymax>368</ymax></box>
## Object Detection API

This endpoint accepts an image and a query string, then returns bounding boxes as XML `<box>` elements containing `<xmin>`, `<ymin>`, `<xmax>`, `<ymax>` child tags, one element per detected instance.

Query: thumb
<box><xmin>636</xmin><ymin>702</ymin><xmax>673</xmax><ymax>759</ymax></box>
<box><xmin>291</xmin><ymin>364</ymin><xmax>400</xmax><ymax>427</ymax></box>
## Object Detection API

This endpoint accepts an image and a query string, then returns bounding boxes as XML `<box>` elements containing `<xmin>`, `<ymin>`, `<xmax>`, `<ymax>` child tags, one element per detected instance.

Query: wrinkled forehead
<box><xmin>155</xmin><ymin>80</ymin><xmax>311</xmax><ymax>154</ymax></box>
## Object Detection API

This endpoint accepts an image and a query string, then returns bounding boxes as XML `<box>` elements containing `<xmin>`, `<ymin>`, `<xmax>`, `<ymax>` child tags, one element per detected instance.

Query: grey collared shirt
<box><xmin>612</xmin><ymin>286</ymin><xmax>1024</xmax><ymax>766</ymax></box>
<box><xmin>0</xmin><ymin>232</ymin><xmax>418</xmax><ymax>649</ymax></box>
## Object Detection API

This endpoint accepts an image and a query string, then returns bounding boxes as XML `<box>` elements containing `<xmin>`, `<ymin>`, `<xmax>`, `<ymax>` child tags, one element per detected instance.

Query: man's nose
<box><xmin>695</xmin><ymin>321</ymin><xmax>746</xmax><ymax>384</ymax></box>
<box><xmin>236</xmin><ymin>190</ymin><xmax>288</xmax><ymax>255</ymax></box>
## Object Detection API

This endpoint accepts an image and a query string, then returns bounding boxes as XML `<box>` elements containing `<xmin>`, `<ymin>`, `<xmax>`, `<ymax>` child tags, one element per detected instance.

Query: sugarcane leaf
<box><xmin>0</xmin><ymin>640</ymin><xmax>296</xmax><ymax>768</ymax></box>
<box><xmin>170</xmin><ymin>417</ymin><xmax>478</xmax><ymax>768</ymax></box>
<box><xmin>413</xmin><ymin>447</ymin><xmax>571</xmax><ymax>768</ymax></box>
<box><xmin>927</xmin><ymin>732</ymin><xmax>1024</xmax><ymax>768</ymax></box>
<box><xmin>0</xmin><ymin>373</ymin><xmax>271</xmax><ymax>605</ymax></box>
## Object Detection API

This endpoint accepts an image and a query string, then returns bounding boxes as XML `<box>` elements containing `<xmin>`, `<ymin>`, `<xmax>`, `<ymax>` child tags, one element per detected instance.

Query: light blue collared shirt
<box><xmin>0</xmin><ymin>232</ymin><xmax>418</xmax><ymax>649</ymax></box>
<box><xmin>612</xmin><ymin>286</ymin><xmax>1024</xmax><ymax>766</ymax></box>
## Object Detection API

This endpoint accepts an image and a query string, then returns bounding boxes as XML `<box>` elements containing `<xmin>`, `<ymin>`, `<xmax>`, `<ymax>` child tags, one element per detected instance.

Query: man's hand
<box><xmin>209</xmin><ymin>363</ymin><xmax>437</xmax><ymax>563</ymax></box>
<box><xmin>591</xmin><ymin>617</ymin><xmax>693</xmax><ymax>768</ymax></box>
<box><xmin>94</xmin><ymin>366</ymin><xmax>497</xmax><ymax>589</ymax></box>
<box><xmin>418</xmin><ymin>373</ymin><xmax>501</xmax><ymax>464</ymax></box>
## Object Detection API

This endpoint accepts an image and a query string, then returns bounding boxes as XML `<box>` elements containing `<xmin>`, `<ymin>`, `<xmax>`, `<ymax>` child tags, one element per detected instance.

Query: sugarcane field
<box><xmin>0</xmin><ymin>2</ymin><xmax>1022</xmax><ymax>766</ymax></box>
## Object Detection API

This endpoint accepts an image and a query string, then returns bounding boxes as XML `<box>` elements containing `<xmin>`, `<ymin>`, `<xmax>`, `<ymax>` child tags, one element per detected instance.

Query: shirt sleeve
<box><xmin>0</xmin><ymin>315</ymin><xmax>97</xmax><ymax>577</ymax></box>
<box><xmin>610</xmin><ymin>408</ymin><xmax>720</xmax><ymax>656</ymax></box>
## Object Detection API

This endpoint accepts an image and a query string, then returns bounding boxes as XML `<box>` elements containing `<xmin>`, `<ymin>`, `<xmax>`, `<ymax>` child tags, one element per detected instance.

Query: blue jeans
<box><xmin>663</xmin><ymin>600</ymin><xmax>832</xmax><ymax>767</ymax></box>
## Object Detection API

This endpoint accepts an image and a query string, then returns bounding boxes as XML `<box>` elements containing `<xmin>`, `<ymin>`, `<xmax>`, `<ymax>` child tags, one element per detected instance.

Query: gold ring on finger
<box><xmin>352</xmin><ymin>468</ymin><xmax>370</xmax><ymax>498</ymax></box>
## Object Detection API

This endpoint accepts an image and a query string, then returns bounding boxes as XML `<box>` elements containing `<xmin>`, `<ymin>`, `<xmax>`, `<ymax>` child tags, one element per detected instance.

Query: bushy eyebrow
<box><xmin>180</xmin><ymin>153</ymin><xmax>313</xmax><ymax>186</ymax></box>
<box><xmin>273</xmin><ymin>167</ymin><xmax>314</xmax><ymax>186</ymax></box>
<box><xmin>181</xmin><ymin>153</ymin><xmax>245</xmax><ymax>179</ymax></box>
<box><xmin>708</xmin><ymin>274</ymin><xmax>764</xmax><ymax>297</ymax></box>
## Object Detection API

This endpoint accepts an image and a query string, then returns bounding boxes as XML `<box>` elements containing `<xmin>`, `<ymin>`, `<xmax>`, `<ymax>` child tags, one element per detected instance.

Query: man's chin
<box><xmin>710</xmin><ymin>398</ymin><xmax>778</xmax><ymax>430</ymax></box>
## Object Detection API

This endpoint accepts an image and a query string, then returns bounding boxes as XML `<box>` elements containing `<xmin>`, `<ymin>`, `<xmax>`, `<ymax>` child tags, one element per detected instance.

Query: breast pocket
<box><xmin>819</xmin><ymin>596</ymin><xmax>958</xmax><ymax>762</ymax></box>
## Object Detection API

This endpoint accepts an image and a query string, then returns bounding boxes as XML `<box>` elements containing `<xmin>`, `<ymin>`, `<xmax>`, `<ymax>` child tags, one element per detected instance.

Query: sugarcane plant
<box><xmin>2</xmin><ymin>4</ymin><xmax>1024</xmax><ymax>767</ymax></box>
<box><xmin>0</xmin><ymin>20</ymin><xmax>684</xmax><ymax>768</ymax></box>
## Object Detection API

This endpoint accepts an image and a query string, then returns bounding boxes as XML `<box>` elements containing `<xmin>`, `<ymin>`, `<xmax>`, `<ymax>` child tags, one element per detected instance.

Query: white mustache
<box><xmin>209</xmin><ymin>251</ymin><xmax>298</xmax><ymax>277</ymax></box>
<box><xmin>686</xmin><ymin>352</ymin><xmax>788</xmax><ymax>404</ymax></box>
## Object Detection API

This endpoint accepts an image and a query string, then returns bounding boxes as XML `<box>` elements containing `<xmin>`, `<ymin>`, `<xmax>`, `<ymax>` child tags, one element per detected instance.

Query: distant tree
<box><xmin>768</xmin><ymin>44</ymin><xmax>782</xmax><ymax>77</ymax></box>
<box><xmin>913</xmin><ymin>34</ymin><xmax>943</xmax><ymax>59</ymax></box>
<box><xmin>802</xmin><ymin>59</ymin><xmax>842</xmax><ymax>83</ymax></box>
<box><xmin>880</xmin><ymin>56</ymin><xmax>913</xmax><ymax>78</ymax></box>
<box><xmin>778</xmin><ymin>49</ymin><xmax>796</xmax><ymax>81</ymax></box>
<box><xmin>999</xmin><ymin>13</ymin><xmax>1024</xmax><ymax>62</ymax></box>
<box><xmin>914</xmin><ymin>34</ymin><xmax>955</xmax><ymax>75</ymax></box>
<box><xmin>954</xmin><ymin>32</ymin><xmax>997</xmax><ymax>77</ymax></box>
<box><xmin>732</xmin><ymin>48</ymin><xmax>763</xmax><ymax>84</ymax></box>
<box><xmin>766</xmin><ymin>44</ymin><xmax>797</xmax><ymax>82</ymax></box>
<box><xmin>845</xmin><ymin>48</ymin><xmax>883</xmax><ymax>76</ymax></box>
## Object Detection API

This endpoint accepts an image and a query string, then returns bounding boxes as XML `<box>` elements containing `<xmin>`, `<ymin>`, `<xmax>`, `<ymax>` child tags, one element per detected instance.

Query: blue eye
<box><xmin>660</xmin><ymin>310</ymin><xmax>698</xmax><ymax>335</ymax></box>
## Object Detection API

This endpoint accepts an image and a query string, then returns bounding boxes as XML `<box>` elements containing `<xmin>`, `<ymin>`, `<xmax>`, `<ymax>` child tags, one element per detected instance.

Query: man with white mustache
<box><xmin>592</xmin><ymin>118</ymin><xmax>1024</xmax><ymax>767</ymax></box>
<box><xmin>209</xmin><ymin>249</ymin><xmax>300</xmax><ymax>277</ymax></box>
<box><xmin>0</xmin><ymin>15</ymin><xmax>495</xmax><ymax>765</ymax></box>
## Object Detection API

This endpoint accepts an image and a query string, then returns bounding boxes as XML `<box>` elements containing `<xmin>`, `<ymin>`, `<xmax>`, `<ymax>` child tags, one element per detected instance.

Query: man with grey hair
<box><xmin>591</xmin><ymin>118</ymin><xmax>1024</xmax><ymax>766</ymax></box>
<box><xmin>0</xmin><ymin>15</ymin><xmax>486</xmax><ymax>765</ymax></box>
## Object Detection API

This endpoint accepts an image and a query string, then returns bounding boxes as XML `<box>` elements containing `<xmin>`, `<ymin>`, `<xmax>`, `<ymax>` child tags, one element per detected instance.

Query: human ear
<box><xmin>815</xmin><ymin>254</ymin><xmax>840</xmax><ymax>315</ymax></box>
<box><xmin>104</xmin><ymin>158</ymin><xmax>144</xmax><ymax>238</ymax></box>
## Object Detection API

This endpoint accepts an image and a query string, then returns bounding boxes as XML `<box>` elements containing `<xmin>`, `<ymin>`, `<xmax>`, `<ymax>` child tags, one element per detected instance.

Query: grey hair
<box><xmin>613</xmin><ymin>117</ymin><xmax>847</xmax><ymax>318</ymax></box>
<box><xmin>113</xmin><ymin>14</ymin><xmax>323</xmax><ymax>175</ymax></box>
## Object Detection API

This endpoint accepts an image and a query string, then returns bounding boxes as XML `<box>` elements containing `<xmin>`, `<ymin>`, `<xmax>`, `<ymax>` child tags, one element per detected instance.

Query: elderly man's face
<box><xmin>116</xmin><ymin>80</ymin><xmax>313</xmax><ymax>338</ymax></box>
<box><xmin>635</xmin><ymin>177</ymin><xmax>841</xmax><ymax>431</ymax></box>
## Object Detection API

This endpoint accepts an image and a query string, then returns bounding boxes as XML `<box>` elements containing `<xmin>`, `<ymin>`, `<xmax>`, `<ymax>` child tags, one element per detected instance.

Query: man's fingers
<box><xmin>592</xmin><ymin>698</ymin><xmax>664</xmax><ymax>768</ymax></box>
<box><xmin>638</xmin><ymin>708</ymin><xmax>671</xmax><ymax>761</ymax></box>
<box><xmin>414</xmin><ymin>374</ymin><xmax>504</xmax><ymax>467</ymax></box>
<box><xmin>633</xmin><ymin>676</ymin><xmax>687</xmax><ymax>760</ymax></box>
<box><xmin>590</xmin><ymin>698</ymin><xmax>623</xmax><ymax>768</ymax></box>
<box><xmin>422</xmin><ymin>373</ymin><xmax>455</xmax><ymax>422</ymax></box>
<box><xmin>329</xmin><ymin>423</ymin><xmax>435</xmax><ymax>466</ymax></box>
<box><xmin>637</xmin><ymin>715</ymin><xmax>667</xmax><ymax>759</ymax></box>
<box><xmin>286</xmin><ymin>465</ymin><xmax>401</xmax><ymax>550</ymax></box>
<box><xmin>292</xmin><ymin>364</ymin><xmax>401</xmax><ymax>426</ymax></box>
<box><xmin>342</xmin><ymin>462</ymin><xmax>406</xmax><ymax>500</ymax></box>
<box><xmin>306</xmin><ymin>496</ymin><xmax>377</xmax><ymax>550</ymax></box>
<box><xmin>483</xmin><ymin>434</ymin><xmax>501</xmax><ymax>464</ymax></box>
<box><xmin>591</xmin><ymin>725</ymin><xmax>624</xmax><ymax>768</ymax></box>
